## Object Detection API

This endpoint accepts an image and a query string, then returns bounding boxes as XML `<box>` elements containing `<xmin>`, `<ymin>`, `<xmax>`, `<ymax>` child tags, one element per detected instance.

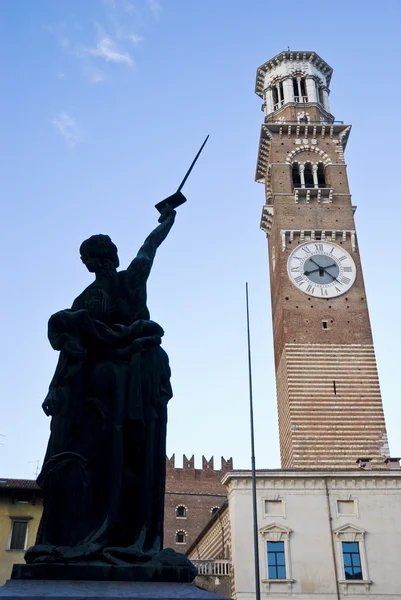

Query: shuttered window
<box><xmin>9</xmin><ymin>520</ymin><xmax>28</xmax><ymax>550</ymax></box>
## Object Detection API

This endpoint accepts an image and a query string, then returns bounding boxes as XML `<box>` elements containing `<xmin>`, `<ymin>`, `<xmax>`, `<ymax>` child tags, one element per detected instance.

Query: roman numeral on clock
<box><xmin>321</xmin><ymin>288</ymin><xmax>328</xmax><ymax>296</ymax></box>
<box><xmin>341</xmin><ymin>276</ymin><xmax>350</xmax><ymax>285</ymax></box>
<box><xmin>302</xmin><ymin>246</ymin><xmax>311</xmax><ymax>254</ymax></box>
<box><xmin>306</xmin><ymin>284</ymin><xmax>315</xmax><ymax>294</ymax></box>
<box><xmin>343</xmin><ymin>266</ymin><xmax>352</xmax><ymax>272</ymax></box>
<box><xmin>291</xmin><ymin>266</ymin><xmax>300</xmax><ymax>272</ymax></box>
<box><xmin>315</xmin><ymin>244</ymin><xmax>324</xmax><ymax>252</ymax></box>
<box><xmin>294</xmin><ymin>276</ymin><xmax>304</xmax><ymax>285</ymax></box>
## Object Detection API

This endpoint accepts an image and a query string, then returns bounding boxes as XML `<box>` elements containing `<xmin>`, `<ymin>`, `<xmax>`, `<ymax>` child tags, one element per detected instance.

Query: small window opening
<box><xmin>322</xmin><ymin>321</ymin><xmax>328</xmax><ymax>329</ymax></box>
<box><xmin>292</xmin><ymin>78</ymin><xmax>298</xmax><ymax>97</ymax></box>
<box><xmin>176</xmin><ymin>530</ymin><xmax>186</xmax><ymax>544</ymax></box>
<box><xmin>304</xmin><ymin>162</ymin><xmax>314</xmax><ymax>188</ymax></box>
<box><xmin>317</xmin><ymin>163</ymin><xmax>326</xmax><ymax>188</ymax></box>
<box><xmin>292</xmin><ymin>163</ymin><xmax>301</xmax><ymax>187</ymax></box>
<box><xmin>300</xmin><ymin>78</ymin><xmax>307</xmax><ymax>98</ymax></box>
<box><xmin>211</xmin><ymin>506</ymin><xmax>219</xmax><ymax>515</ymax></box>
<box><xmin>333</xmin><ymin>381</ymin><xmax>337</xmax><ymax>395</ymax></box>
<box><xmin>176</xmin><ymin>505</ymin><xmax>186</xmax><ymax>518</ymax></box>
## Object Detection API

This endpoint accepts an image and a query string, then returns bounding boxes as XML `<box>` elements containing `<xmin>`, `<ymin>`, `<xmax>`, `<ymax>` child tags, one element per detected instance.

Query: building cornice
<box><xmin>255</xmin><ymin>51</ymin><xmax>333</xmax><ymax>97</ymax></box>
<box><xmin>222</xmin><ymin>469</ymin><xmax>401</xmax><ymax>486</ymax></box>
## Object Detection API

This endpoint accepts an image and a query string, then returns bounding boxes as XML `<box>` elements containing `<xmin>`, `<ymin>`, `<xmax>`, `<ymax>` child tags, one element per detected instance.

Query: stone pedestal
<box><xmin>0</xmin><ymin>580</ymin><xmax>229</xmax><ymax>600</ymax></box>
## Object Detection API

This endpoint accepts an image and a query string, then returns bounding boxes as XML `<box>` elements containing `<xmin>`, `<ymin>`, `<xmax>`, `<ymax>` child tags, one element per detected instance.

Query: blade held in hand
<box><xmin>155</xmin><ymin>135</ymin><xmax>209</xmax><ymax>213</ymax></box>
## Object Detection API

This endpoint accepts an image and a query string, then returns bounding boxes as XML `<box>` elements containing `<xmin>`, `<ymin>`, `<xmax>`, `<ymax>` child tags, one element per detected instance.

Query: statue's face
<box><xmin>81</xmin><ymin>255</ymin><xmax>118</xmax><ymax>274</ymax></box>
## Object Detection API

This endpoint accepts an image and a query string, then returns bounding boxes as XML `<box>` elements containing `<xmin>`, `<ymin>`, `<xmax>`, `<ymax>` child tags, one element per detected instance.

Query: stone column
<box><xmin>306</xmin><ymin>77</ymin><xmax>318</xmax><ymax>103</ymax></box>
<box><xmin>277</xmin><ymin>83</ymin><xmax>282</xmax><ymax>105</ymax></box>
<box><xmin>283</xmin><ymin>77</ymin><xmax>294</xmax><ymax>103</ymax></box>
<box><xmin>299</xmin><ymin>164</ymin><xmax>305</xmax><ymax>188</ymax></box>
<box><xmin>312</xmin><ymin>164</ymin><xmax>318</xmax><ymax>188</ymax></box>
<box><xmin>265</xmin><ymin>88</ymin><xmax>274</xmax><ymax>115</ymax></box>
<box><xmin>321</xmin><ymin>87</ymin><xmax>330</xmax><ymax>112</ymax></box>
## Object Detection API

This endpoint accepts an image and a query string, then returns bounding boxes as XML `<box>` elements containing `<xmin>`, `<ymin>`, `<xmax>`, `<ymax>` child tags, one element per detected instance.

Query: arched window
<box><xmin>272</xmin><ymin>86</ymin><xmax>278</xmax><ymax>107</ymax></box>
<box><xmin>176</xmin><ymin>530</ymin><xmax>186</xmax><ymax>544</ymax></box>
<box><xmin>317</xmin><ymin>163</ymin><xmax>326</xmax><ymax>188</ymax></box>
<box><xmin>292</xmin><ymin>163</ymin><xmax>301</xmax><ymax>188</ymax></box>
<box><xmin>304</xmin><ymin>163</ymin><xmax>314</xmax><ymax>188</ymax></box>
<box><xmin>293</xmin><ymin>77</ymin><xmax>308</xmax><ymax>102</ymax></box>
<box><xmin>211</xmin><ymin>506</ymin><xmax>219</xmax><ymax>516</ymax></box>
<box><xmin>176</xmin><ymin>505</ymin><xmax>187</xmax><ymax>518</ymax></box>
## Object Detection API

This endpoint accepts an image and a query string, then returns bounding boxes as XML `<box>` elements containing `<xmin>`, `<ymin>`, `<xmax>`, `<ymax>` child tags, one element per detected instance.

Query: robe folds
<box><xmin>26</xmin><ymin>308</ymin><xmax>172</xmax><ymax>565</ymax></box>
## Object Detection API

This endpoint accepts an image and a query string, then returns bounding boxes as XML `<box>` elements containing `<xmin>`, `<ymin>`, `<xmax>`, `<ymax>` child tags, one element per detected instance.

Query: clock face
<box><xmin>287</xmin><ymin>241</ymin><xmax>356</xmax><ymax>298</ymax></box>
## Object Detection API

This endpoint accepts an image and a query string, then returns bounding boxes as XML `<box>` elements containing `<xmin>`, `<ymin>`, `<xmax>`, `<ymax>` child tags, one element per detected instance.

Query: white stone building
<box><xmin>188</xmin><ymin>465</ymin><xmax>401</xmax><ymax>599</ymax></box>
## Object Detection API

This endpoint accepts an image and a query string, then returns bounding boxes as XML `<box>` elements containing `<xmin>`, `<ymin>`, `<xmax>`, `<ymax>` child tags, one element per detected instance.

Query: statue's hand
<box><xmin>158</xmin><ymin>203</ymin><xmax>177</xmax><ymax>224</ymax></box>
<box><xmin>42</xmin><ymin>390</ymin><xmax>57</xmax><ymax>417</ymax></box>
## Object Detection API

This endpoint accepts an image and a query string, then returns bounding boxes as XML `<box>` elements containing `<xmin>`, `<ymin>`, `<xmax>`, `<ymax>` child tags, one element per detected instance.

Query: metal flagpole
<box><xmin>245</xmin><ymin>282</ymin><xmax>261</xmax><ymax>600</ymax></box>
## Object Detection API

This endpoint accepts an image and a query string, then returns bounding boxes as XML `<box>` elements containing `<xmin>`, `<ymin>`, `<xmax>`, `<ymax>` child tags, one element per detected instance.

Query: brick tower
<box><xmin>255</xmin><ymin>51</ymin><xmax>389</xmax><ymax>469</ymax></box>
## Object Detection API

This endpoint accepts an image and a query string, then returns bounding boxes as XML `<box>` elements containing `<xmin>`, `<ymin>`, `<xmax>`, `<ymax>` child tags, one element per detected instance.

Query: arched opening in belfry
<box><xmin>304</xmin><ymin>163</ymin><xmax>314</xmax><ymax>188</ymax></box>
<box><xmin>293</xmin><ymin>77</ymin><xmax>308</xmax><ymax>102</ymax></box>
<box><xmin>292</xmin><ymin>163</ymin><xmax>301</xmax><ymax>188</ymax></box>
<box><xmin>317</xmin><ymin>163</ymin><xmax>326</xmax><ymax>188</ymax></box>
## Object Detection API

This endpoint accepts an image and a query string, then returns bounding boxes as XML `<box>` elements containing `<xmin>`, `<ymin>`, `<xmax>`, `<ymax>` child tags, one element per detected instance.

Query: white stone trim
<box><xmin>175</xmin><ymin>529</ymin><xmax>188</xmax><ymax>544</ymax></box>
<box><xmin>333</xmin><ymin>523</ymin><xmax>370</xmax><ymax>583</ymax></box>
<box><xmin>287</xmin><ymin>145</ymin><xmax>332</xmax><ymax>166</ymax></box>
<box><xmin>334</xmin><ymin>495</ymin><xmax>360</xmax><ymax>518</ymax></box>
<box><xmin>262</xmin><ymin>495</ymin><xmax>286</xmax><ymax>518</ymax></box>
<box><xmin>260</xmin><ymin>523</ymin><xmax>292</xmax><ymax>583</ymax></box>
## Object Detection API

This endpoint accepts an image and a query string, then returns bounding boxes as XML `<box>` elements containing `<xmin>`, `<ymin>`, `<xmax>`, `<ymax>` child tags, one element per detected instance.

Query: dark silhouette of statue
<box><xmin>25</xmin><ymin>193</ymin><xmax>189</xmax><ymax>569</ymax></box>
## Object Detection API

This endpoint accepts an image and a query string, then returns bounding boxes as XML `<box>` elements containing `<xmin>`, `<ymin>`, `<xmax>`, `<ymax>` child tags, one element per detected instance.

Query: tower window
<box><xmin>304</xmin><ymin>163</ymin><xmax>314</xmax><ymax>188</ymax></box>
<box><xmin>292</xmin><ymin>163</ymin><xmax>301</xmax><ymax>188</ymax></box>
<box><xmin>176</xmin><ymin>530</ymin><xmax>187</xmax><ymax>544</ymax></box>
<box><xmin>318</xmin><ymin>87</ymin><xmax>325</xmax><ymax>105</ymax></box>
<box><xmin>317</xmin><ymin>163</ymin><xmax>326</xmax><ymax>188</ymax></box>
<box><xmin>176</xmin><ymin>505</ymin><xmax>187</xmax><ymax>518</ymax></box>
<box><xmin>322</xmin><ymin>320</ymin><xmax>328</xmax><ymax>329</ymax></box>
<box><xmin>293</xmin><ymin>77</ymin><xmax>308</xmax><ymax>102</ymax></box>
<box><xmin>272</xmin><ymin>86</ymin><xmax>278</xmax><ymax>108</ymax></box>
<box><xmin>333</xmin><ymin>381</ymin><xmax>337</xmax><ymax>395</ymax></box>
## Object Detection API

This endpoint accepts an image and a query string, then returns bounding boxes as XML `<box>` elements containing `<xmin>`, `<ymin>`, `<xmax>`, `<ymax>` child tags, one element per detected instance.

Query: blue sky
<box><xmin>1</xmin><ymin>1</ymin><xmax>401</xmax><ymax>477</ymax></box>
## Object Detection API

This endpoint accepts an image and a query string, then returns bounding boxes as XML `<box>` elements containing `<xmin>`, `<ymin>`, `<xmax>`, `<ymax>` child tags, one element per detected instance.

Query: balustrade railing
<box><xmin>294</xmin><ymin>95</ymin><xmax>308</xmax><ymax>103</ymax></box>
<box><xmin>273</xmin><ymin>99</ymin><xmax>285</xmax><ymax>110</ymax></box>
<box><xmin>192</xmin><ymin>559</ymin><xmax>231</xmax><ymax>576</ymax></box>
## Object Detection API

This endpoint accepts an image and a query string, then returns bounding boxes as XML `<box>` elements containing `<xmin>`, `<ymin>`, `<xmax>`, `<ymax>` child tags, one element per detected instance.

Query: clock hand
<box><xmin>321</xmin><ymin>267</ymin><xmax>341</xmax><ymax>284</ymax></box>
<box><xmin>304</xmin><ymin>267</ymin><xmax>321</xmax><ymax>276</ymax></box>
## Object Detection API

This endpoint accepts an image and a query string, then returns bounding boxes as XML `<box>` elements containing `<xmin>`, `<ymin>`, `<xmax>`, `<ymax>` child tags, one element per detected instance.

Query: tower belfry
<box><xmin>255</xmin><ymin>51</ymin><xmax>389</xmax><ymax>469</ymax></box>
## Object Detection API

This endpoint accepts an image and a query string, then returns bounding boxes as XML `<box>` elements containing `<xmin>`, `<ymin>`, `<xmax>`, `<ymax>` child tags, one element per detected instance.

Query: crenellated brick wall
<box><xmin>163</xmin><ymin>454</ymin><xmax>232</xmax><ymax>550</ymax></box>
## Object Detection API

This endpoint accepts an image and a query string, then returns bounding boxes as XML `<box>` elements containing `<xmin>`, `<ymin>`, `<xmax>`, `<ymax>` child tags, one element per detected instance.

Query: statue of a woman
<box><xmin>26</xmin><ymin>194</ymin><xmax>185</xmax><ymax>566</ymax></box>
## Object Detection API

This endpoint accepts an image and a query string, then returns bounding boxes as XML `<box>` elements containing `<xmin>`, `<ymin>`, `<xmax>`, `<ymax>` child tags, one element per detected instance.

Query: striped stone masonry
<box><xmin>276</xmin><ymin>343</ymin><xmax>389</xmax><ymax>469</ymax></box>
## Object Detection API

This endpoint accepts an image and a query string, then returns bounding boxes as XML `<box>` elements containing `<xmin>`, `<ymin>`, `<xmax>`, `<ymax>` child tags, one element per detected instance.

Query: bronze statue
<box><xmin>25</xmin><ymin>195</ymin><xmax>187</xmax><ymax>567</ymax></box>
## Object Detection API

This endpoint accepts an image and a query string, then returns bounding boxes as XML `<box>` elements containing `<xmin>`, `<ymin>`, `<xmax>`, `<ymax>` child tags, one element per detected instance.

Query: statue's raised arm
<box><xmin>128</xmin><ymin>191</ymin><xmax>185</xmax><ymax>273</ymax></box>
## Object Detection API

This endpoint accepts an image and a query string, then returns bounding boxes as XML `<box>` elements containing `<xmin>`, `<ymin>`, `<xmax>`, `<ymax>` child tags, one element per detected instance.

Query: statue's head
<box><xmin>80</xmin><ymin>234</ymin><xmax>120</xmax><ymax>274</ymax></box>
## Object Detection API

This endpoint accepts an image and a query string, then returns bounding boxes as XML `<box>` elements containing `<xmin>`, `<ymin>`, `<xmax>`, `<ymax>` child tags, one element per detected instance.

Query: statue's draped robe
<box><xmin>27</xmin><ymin>256</ymin><xmax>172</xmax><ymax>564</ymax></box>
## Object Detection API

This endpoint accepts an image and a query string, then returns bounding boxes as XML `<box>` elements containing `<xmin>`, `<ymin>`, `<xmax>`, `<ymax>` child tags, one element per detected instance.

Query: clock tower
<box><xmin>255</xmin><ymin>51</ymin><xmax>389</xmax><ymax>469</ymax></box>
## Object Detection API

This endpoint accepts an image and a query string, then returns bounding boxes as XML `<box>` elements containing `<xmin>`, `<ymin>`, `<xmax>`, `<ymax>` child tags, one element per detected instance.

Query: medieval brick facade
<box><xmin>163</xmin><ymin>454</ymin><xmax>232</xmax><ymax>550</ymax></box>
